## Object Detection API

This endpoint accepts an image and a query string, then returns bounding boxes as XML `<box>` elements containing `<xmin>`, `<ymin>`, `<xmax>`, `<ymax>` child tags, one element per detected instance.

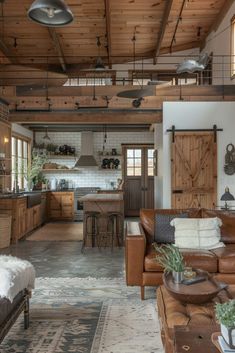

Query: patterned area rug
<box><xmin>0</xmin><ymin>278</ymin><xmax>163</xmax><ymax>353</ymax></box>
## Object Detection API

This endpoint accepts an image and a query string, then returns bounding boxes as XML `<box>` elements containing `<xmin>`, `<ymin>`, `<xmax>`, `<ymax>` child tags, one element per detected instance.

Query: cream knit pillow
<box><xmin>170</xmin><ymin>217</ymin><xmax>225</xmax><ymax>250</ymax></box>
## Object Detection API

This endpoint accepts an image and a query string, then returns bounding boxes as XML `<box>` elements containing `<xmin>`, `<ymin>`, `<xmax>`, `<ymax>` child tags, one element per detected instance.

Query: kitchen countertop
<box><xmin>79</xmin><ymin>193</ymin><xmax>123</xmax><ymax>202</ymax></box>
<box><xmin>0</xmin><ymin>189</ymin><xmax>75</xmax><ymax>199</ymax></box>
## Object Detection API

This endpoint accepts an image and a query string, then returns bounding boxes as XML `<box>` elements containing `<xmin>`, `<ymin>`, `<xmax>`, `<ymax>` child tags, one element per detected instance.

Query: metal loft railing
<box><xmin>0</xmin><ymin>54</ymin><xmax>234</xmax><ymax>88</ymax></box>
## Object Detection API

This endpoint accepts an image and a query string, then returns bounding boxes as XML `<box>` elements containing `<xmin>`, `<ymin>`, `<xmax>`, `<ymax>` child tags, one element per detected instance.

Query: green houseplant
<box><xmin>216</xmin><ymin>300</ymin><xmax>235</xmax><ymax>348</ymax></box>
<box><xmin>153</xmin><ymin>243</ymin><xmax>185</xmax><ymax>283</ymax></box>
<box><xmin>24</xmin><ymin>153</ymin><xmax>48</xmax><ymax>191</ymax></box>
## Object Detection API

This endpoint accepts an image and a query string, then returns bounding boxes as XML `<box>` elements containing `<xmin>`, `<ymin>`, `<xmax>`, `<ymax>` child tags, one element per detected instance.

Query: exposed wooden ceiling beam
<box><xmin>153</xmin><ymin>0</ymin><xmax>174</xmax><ymax>64</ymax></box>
<box><xmin>160</xmin><ymin>41</ymin><xmax>200</xmax><ymax>55</ymax></box>
<box><xmin>9</xmin><ymin>110</ymin><xmax>162</xmax><ymax>125</ymax></box>
<box><xmin>170</xmin><ymin>0</ymin><xmax>187</xmax><ymax>52</ymax></box>
<box><xmin>0</xmin><ymin>38</ymin><xmax>18</xmax><ymax>64</ymax></box>
<box><xmin>48</xmin><ymin>28</ymin><xmax>67</xmax><ymax>72</ymax></box>
<box><xmin>104</xmin><ymin>0</ymin><xmax>112</xmax><ymax>68</ymax></box>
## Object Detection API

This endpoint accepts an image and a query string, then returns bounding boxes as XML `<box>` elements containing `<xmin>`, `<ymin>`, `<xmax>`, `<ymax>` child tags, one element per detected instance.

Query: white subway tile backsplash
<box><xmin>36</xmin><ymin>131</ymin><xmax>153</xmax><ymax>188</ymax></box>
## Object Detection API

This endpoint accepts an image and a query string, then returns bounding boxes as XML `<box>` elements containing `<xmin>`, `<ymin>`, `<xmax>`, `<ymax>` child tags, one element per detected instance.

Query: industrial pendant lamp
<box><xmin>117</xmin><ymin>34</ymin><xmax>155</xmax><ymax>99</ymax></box>
<box><xmin>43</xmin><ymin>127</ymin><xmax>51</xmax><ymax>141</ymax></box>
<box><xmin>95</xmin><ymin>36</ymin><xmax>105</xmax><ymax>71</ymax></box>
<box><xmin>28</xmin><ymin>0</ymin><xmax>74</xmax><ymax>27</ymax></box>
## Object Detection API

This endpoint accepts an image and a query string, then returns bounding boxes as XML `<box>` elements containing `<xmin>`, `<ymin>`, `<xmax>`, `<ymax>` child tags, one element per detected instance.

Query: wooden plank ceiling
<box><xmin>0</xmin><ymin>0</ymin><xmax>227</xmax><ymax>69</ymax></box>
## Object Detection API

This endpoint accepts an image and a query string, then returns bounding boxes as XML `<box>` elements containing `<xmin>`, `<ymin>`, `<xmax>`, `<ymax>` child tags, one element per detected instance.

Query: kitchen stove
<box><xmin>74</xmin><ymin>187</ymin><xmax>100</xmax><ymax>221</ymax></box>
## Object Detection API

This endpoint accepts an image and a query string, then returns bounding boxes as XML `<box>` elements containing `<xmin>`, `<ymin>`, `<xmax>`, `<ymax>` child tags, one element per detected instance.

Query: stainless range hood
<box><xmin>75</xmin><ymin>131</ymin><xmax>98</xmax><ymax>167</ymax></box>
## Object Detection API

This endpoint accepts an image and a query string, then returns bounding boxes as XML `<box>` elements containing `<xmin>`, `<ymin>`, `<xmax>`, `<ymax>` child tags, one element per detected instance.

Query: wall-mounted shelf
<box><xmin>98</xmin><ymin>168</ymin><xmax>121</xmax><ymax>171</ymax></box>
<box><xmin>42</xmin><ymin>169</ymin><xmax>79</xmax><ymax>173</ymax></box>
<box><xmin>47</xmin><ymin>155</ymin><xmax>78</xmax><ymax>160</ymax></box>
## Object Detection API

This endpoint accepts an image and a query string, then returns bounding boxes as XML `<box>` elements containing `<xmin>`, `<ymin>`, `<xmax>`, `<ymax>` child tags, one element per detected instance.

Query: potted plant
<box><xmin>24</xmin><ymin>153</ymin><xmax>48</xmax><ymax>191</ymax></box>
<box><xmin>153</xmin><ymin>243</ymin><xmax>185</xmax><ymax>283</ymax></box>
<box><xmin>216</xmin><ymin>300</ymin><xmax>235</xmax><ymax>348</ymax></box>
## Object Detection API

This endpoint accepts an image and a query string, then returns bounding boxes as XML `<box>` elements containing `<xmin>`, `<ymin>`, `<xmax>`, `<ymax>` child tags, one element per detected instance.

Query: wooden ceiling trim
<box><xmin>48</xmin><ymin>28</ymin><xmax>67</xmax><ymax>72</ymax></box>
<box><xmin>153</xmin><ymin>0</ymin><xmax>174</xmax><ymax>63</ymax></box>
<box><xmin>104</xmin><ymin>0</ymin><xmax>112</xmax><ymax>68</ymax></box>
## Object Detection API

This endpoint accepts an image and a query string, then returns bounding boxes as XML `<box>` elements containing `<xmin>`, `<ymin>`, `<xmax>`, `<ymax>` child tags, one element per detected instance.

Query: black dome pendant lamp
<box><xmin>28</xmin><ymin>0</ymin><xmax>74</xmax><ymax>27</ymax></box>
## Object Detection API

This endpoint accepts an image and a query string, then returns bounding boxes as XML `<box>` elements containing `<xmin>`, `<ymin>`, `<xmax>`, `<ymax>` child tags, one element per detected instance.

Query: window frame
<box><xmin>231</xmin><ymin>15</ymin><xmax>235</xmax><ymax>79</ymax></box>
<box><xmin>11</xmin><ymin>133</ymin><xmax>31</xmax><ymax>191</ymax></box>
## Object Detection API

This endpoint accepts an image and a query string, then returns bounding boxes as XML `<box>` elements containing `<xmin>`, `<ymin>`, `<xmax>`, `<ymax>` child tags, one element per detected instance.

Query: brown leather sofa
<box><xmin>125</xmin><ymin>208</ymin><xmax>235</xmax><ymax>299</ymax></box>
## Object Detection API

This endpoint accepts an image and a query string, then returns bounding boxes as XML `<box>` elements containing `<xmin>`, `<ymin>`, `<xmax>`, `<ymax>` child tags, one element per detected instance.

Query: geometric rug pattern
<box><xmin>0</xmin><ymin>277</ymin><xmax>164</xmax><ymax>353</ymax></box>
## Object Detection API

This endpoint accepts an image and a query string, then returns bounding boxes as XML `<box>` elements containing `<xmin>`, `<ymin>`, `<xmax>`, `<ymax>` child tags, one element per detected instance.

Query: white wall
<box><xmin>162</xmin><ymin>102</ymin><xmax>235</xmax><ymax>208</ymax></box>
<box><xmin>35</xmin><ymin>131</ymin><xmax>154</xmax><ymax>189</ymax></box>
<box><xmin>154</xmin><ymin>123</ymin><xmax>163</xmax><ymax>208</ymax></box>
<box><xmin>203</xmin><ymin>2</ymin><xmax>235</xmax><ymax>84</ymax></box>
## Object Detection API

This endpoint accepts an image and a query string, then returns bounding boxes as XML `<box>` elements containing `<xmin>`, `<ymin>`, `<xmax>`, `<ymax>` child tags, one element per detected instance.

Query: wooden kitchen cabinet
<box><xmin>18</xmin><ymin>198</ymin><xmax>27</xmax><ymax>239</ymax></box>
<box><xmin>40</xmin><ymin>192</ymin><xmax>47</xmax><ymax>224</ymax></box>
<box><xmin>48</xmin><ymin>192</ymin><xmax>74</xmax><ymax>220</ymax></box>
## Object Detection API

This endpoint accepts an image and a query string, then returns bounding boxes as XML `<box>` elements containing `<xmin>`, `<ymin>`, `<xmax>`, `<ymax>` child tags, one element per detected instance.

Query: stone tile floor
<box><xmin>0</xmin><ymin>240</ymin><xmax>125</xmax><ymax>278</ymax></box>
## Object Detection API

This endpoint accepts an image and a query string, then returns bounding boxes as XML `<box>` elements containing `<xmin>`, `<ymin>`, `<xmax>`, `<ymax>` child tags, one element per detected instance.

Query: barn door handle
<box><xmin>172</xmin><ymin>190</ymin><xmax>183</xmax><ymax>194</ymax></box>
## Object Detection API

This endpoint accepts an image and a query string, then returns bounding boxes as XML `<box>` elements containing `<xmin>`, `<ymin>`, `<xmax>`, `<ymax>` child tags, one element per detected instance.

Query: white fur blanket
<box><xmin>0</xmin><ymin>255</ymin><xmax>35</xmax><ymax>302</ymax></box>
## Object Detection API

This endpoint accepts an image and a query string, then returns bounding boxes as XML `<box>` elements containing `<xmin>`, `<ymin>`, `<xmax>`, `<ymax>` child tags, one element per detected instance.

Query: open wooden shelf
<box><xmin>42</xmin><ymin>169</ymin><xmax>79</xmax><ymax>173</ymax></box>
<box><xmin>47</xmin><ymin>155</ymin><xmax>78</xmax><ymax>160</ymax></box>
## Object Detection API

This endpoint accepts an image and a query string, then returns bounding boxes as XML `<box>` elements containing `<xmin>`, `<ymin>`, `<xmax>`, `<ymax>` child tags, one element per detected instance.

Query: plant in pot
<box><xmin>24</xmin><ymin>153</ymin><xmax>48</xmax><ymax>191</ymax></box>
<box><xmin>216</xmin><ymin>300</ymin><xmax>235</xmax><ymax>349</ymax></box>
<box><xmin>153</xmin><ymin>243</ymin><xmax>185</xmax><ymax>283</ymax></box>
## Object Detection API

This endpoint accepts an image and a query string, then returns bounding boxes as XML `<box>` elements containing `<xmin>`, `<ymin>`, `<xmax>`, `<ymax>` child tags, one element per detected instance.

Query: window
<box><xmin>147</xmin><ymin>149</ymin><xmax>154</xmax><ymax>176</ymax></box>
<box><xmin>231</xmin><ymin>16</ymin><xmax>235</xmax><ymax>77</ymax></box>
<box><xmin>12</xmin><ymin>135</ymin><xmax>30</xmax><ymax>191</ymax></box>
<box><xmin>126</xmin><ymin>149</ymin><xmax>142</xmax><ymax>176</ymax></box>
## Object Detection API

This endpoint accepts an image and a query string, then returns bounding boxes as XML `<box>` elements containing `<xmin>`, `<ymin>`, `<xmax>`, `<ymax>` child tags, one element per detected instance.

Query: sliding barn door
<box><xmin>171</xmin><ymin>132</ymin><xmax>217</xmax><ymax>209</ymax></box>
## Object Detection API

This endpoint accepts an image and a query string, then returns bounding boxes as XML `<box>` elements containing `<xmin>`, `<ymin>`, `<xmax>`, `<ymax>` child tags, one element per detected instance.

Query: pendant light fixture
<box><xmin>28</xmin><ymin>0</ymin><xmax>74</xmax><ymax>27</ymax></box>
<box><xmin>95</xmin><ymin>36</ymin><xmax>105</xmax><ymax>70</ymax></box>
<box><xmin>43</xmin><ymin>126</ymin><xmax>51</xmax><ymax>141</ymax></box>
<box><xmin>117</xmin><ymin>33</ymin><xmax>155</xmax><ymax>99</ymax></box>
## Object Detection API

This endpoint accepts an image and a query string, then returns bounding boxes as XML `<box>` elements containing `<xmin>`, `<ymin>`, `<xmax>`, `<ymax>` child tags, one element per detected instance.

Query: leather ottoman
<box><xmin>156</xmin><ymin>285</ymin><xmax>235</xmax><ymax>353</ymax></box>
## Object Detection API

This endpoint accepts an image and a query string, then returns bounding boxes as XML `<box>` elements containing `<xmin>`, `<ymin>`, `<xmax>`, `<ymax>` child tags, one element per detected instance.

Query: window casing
<box><xmin>231</xmin><ymin>16</ymin><xmax>235</xmax><ymax>78</ymax></box>
<box><xmin>11</xmin><ymin>135</ymin><xmax>30</xmax><ymax>191</ymax></box>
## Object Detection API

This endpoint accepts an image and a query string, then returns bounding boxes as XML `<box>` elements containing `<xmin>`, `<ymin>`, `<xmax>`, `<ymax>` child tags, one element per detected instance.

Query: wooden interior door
<box><xmin>123</xmin><ymin>145</ymin><xmax>154</xmax><ymax>216</ymax></box>
<box><xmin>171</xmin><ymin>132</ymin><xmax>217</xmax><ymax>209</ymax></box>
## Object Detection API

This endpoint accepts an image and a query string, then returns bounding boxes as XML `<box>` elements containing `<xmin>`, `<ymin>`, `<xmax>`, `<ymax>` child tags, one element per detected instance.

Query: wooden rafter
<box><xmin>104</xmin><ymin>0</ymin><xmax>112</xmax><ymax>68</ymax></box>
<box><xmin>48</xmin><ymin>28</ymin><xmax>67</xmax><ymax>72</ymax></box>
<box><xmin>170</xmin><ymin>0</ymin><xmax>187</xmax><ymax>52</ymax></box>
<box><xmin>153</xmin><ymin>0</ymin><xmax>174</xmax><ymax>64</ymax></box>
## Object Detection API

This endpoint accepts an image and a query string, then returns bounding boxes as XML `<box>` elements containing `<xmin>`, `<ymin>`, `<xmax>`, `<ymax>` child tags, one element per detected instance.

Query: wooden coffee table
<box><xmin>163</xmin><ymin>270</ymin><xmax>227</xmax><ymax>304</ymax></box>
<box><xmin>174</xmin><ymin>326</ymin><xmax>220</xmax><ymax>353</ymax></box>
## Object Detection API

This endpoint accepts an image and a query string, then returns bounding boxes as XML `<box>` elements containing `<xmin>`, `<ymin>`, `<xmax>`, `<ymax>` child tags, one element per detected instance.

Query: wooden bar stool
<box><xmin>107</xmin><ymin>212</ymin><xmax>123</xmax><ymax>251</ymax></box>
<box><xmin>81</xmin><ymin>211</ymin><xmax>100</xmax><ymax>252</ymax></box>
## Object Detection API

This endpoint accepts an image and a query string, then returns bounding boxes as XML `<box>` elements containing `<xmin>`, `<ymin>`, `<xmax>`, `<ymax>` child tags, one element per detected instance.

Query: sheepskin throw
<box><xmin>170</xmin><ymin>217</ymin><xmax>225</xmax><ymax>250</ymax></box>
<box><xmin>0</xmin><ymin>255</ymin><xmax>35</xmax><ymax>302</ymax></box>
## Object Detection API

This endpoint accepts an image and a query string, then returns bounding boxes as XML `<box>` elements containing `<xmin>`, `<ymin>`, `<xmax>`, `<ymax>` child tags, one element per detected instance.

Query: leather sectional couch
<box><xmin>125</xmin><ymin>208</ymin><xmax>235</xmax><ymax>299</ymax></box>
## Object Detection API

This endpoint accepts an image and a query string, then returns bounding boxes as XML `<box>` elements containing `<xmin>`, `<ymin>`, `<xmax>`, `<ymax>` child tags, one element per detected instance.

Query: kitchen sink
<box><xmin>26</xmin><ymin>193</ymin><xmax>41</xmax><ymax>208</ymax></box>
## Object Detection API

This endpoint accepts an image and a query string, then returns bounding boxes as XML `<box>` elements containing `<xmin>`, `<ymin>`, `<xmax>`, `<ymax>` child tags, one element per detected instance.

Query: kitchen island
<box><xmin>79</xmin><ymin>192</ymin><xmax>124</xmax><ymax>248</ymax></box>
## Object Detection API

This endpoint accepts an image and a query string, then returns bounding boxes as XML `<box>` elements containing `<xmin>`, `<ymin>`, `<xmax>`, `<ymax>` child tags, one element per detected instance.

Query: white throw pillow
<box><xmin>170</xmin><ymin>217</ymin><xmax>225</xmax><ymax>250</ymax></box>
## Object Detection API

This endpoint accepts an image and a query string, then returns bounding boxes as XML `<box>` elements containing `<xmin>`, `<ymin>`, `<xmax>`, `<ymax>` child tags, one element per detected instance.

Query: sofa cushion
<box><xmin>155</xmin><ymin>213</ymin><xmax>188</xmax><ymax>244</ymax></box>
<box><xmin>211</xmin><ymin>244</ymin><xmax>235</xmax><ymax>273</ymax></box>
<box><xmin>171</xmin><ymin>217</ymin><xmax>224</xmax><ymax>250</ymax></box>
<box><xmin>144</xmin><ymin>245</ymin><xmax>217</xmax><ymax>273</ymax></box>
<box><xmin>202</xmin><ymin>209</ymin><xmax>235</xmax><ymax>244</ymax></box>
<box><xmin>140</xmin><ymin>208</ymin><xmax>202</xmax><ymax>244</ymax></box>
<box><xmin>181</xmin><ymin>249</ymin><xmax>218</xmax><ymax>273</ymax></box>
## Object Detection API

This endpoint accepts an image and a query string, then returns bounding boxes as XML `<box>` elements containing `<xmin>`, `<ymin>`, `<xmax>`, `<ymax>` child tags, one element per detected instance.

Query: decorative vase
<box><xmin>221</xmin><ymin>324</ymin><xmax>235</xmax><ymax>349</ymax></box>
<box><xmin>172</xmin><ymin>271</ymin><xmax>184</xmax><ymax>284</ymax></box>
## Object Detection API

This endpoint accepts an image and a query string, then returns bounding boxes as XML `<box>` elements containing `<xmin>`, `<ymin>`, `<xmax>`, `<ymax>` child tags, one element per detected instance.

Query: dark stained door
<box><xmin>123</xmin><ymin>145</ymin><xmax>154</xmax><ymax>216</ymax></box>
